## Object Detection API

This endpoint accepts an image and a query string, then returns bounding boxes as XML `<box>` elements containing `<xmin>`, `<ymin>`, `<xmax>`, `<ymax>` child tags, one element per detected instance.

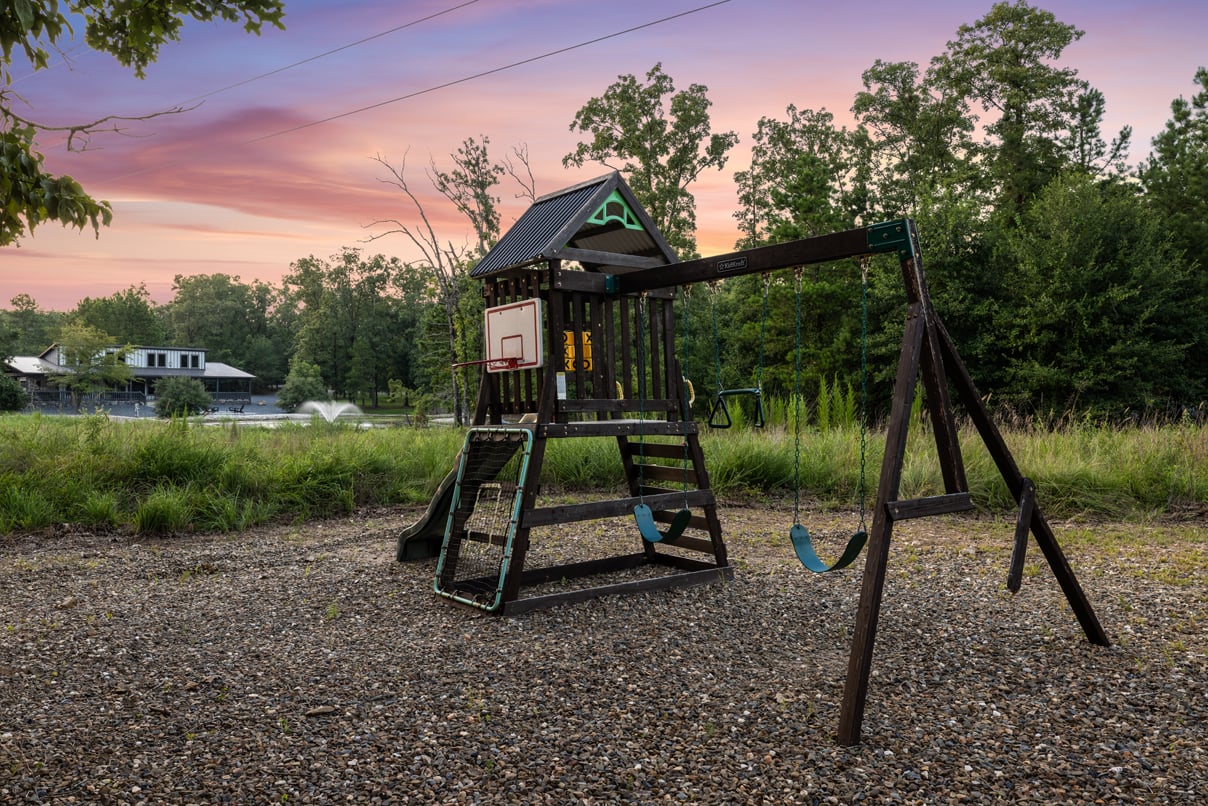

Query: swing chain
<box><xmin>677</xmin><ymin>286</ymin><xmax>692</xmax><ymax>506</ymax></box>
<box><xmin>682</xmin><ymin>284</ymin><xmax>698</xmax><ymax>409</ymax></box>
<box><xmin>634</xmin><ymin>292</ymin><xmax>648</xmax><ymax>492</ymax></box>
<box><xmin>706</xmin><ymin>280</ymin><xmax>723</xmax><ymax>397</ymax></box>
<box><xmin>756</xmin><ymin>273</ymin><xmax>771</xmax><ymax>392</ymax></box>
<box><xmin>792</xmin><ymin>267</ymin><xmax>804</xmax><ymax>523</ymax></box>
<box><xmin>857</xmin><ymin>258</ymin><xmax>870</xmax><ymax>532</ymax></box>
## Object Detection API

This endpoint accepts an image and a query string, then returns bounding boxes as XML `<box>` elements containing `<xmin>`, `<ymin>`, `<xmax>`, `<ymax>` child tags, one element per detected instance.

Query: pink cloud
<box><xmin>7</xmin><ymin>0</ymin><xmax>1207</xmax><ymax>313</ymax></box>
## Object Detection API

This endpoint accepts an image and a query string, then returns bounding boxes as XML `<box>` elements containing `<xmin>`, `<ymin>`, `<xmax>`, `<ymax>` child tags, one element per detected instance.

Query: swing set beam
<box><xmin>600</xmin><ymin>218</ymin><xmax>1109</xmax><ymax>746</ymax></box>
<box><xmin>604</xmin><ymin>221</ymin><xmax>909</xmax><ymax>295</ymax></box>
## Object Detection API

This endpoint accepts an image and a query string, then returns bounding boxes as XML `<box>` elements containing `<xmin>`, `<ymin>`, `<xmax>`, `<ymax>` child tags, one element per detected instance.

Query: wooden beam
<box><xmin>552</xmin><ymin>246</ymin><xmax>668</xmax><ymax>270</ymax></box>
<box><xmin>500</xmin><ymin>565</ymin><xmax>732</xmax><ymax>616</ymax></box>
<box><xmin>522</xmin><ymin>490</ymin><xmax>715</xmax><ymax>527</ymax></box>
<box><xmin>541</xmin><ymin>420</ymin><xmax>696</xmax><ymax>438</ymax></box>
<box><xmin>610</xmin><ymin>227</ymin><xmax>872</xmax><ymax>294</ymax></box>
<box><xmin>1006</xmin><ymin>478</ymin><xmax>1036</xmax><ymax>593</ymax></box>
<box><xmin>886</xmin><ymin>492</ymin><xmax>974</xmax><ymax>521</ymax></box>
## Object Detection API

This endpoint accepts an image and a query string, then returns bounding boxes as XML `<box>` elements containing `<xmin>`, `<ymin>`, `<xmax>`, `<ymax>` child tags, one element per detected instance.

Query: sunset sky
<box><xmin>4</xmin><ymin>0</ymin><xmax>1205</xmax><ymax>312</ymax></box>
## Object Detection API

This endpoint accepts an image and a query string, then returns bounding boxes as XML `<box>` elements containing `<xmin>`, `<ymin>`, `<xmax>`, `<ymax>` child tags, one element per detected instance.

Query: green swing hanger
<box><xmin>631</xmin><ymin>291</ymin><xmax>692</xmax><ymax>543</ymax></box>
<box><xmin>707</xmin><ymin>275</ymin><xmax>769</xmax><ymax>429</ymax></box>
<box><xmin>788</xmin><ymin>260</ymin><xmax>871</xmax><ymax>573</ymax></box>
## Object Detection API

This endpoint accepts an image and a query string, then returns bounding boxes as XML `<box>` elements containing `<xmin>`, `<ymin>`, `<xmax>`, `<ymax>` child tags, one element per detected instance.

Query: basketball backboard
<box><xmin>483</xmin><ymin>299</ymin><xmax>543</xmax><ymax>372</ymax></box>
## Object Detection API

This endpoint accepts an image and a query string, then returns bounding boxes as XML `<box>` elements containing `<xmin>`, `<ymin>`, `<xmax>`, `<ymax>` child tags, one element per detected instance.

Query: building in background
<box><xmin>4</xmin><ymin>344</ymin><xmax>255</xmax><ymax>408</ymax></box>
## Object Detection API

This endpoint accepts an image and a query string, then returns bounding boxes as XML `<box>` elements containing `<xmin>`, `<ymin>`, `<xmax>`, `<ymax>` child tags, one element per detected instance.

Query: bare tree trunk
<box><xmin>365</xmin><ymin>142</ymin><xmax>527</xmax><ymax>425</ymax></box>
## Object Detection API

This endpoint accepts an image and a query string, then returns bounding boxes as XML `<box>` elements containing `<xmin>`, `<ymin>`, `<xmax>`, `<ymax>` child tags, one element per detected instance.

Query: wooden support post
<box><xmin>1007</xmin><ymin>478</ymin><xmax>1036</xmax><ymax>593</ymax></box>
<box><xmin>919</xmin><ymin>320</ymin><xmax>968</xmax><ymax>494</ymax></box>
<box><xmin>838</xmin><ymin>300</ymin><xmax>926</xmax><ymax>746</ymax></box>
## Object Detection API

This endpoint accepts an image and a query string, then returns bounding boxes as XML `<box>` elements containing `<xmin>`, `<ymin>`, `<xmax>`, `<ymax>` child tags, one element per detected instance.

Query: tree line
<box><xmin>3</xmin><ymin>2</ymin><xmax>1205</xmax><ymax>422</ymax></box>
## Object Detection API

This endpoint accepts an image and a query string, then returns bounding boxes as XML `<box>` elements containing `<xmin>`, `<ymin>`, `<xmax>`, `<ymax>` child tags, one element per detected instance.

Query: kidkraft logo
<box><xmin>716</xmin><ymin>256</ymin><xmax>748</xmax><ymax>273</ymax></box>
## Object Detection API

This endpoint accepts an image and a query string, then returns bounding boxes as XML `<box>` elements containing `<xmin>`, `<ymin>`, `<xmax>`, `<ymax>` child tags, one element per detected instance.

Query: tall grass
<box><xmin>0</xmin><ymin>414</ymin><xmax>463</xmax><ymax>535</ymax></box>
<box><xmin>0</xmin><ymin>410</ymin><xmax>1204</xmax><ymax>536</ymax></box>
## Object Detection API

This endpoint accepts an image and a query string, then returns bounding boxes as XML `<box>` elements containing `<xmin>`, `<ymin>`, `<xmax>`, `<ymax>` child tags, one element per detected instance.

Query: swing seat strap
<box><xmin>790</xmin><ymin>523</ymin><xmax>868</xmax><ymax>573</ymax></box>
<box><xmin>634</xmin><ymin>503</ymin><xmax>692</xmax><ymax>543</ymax></box>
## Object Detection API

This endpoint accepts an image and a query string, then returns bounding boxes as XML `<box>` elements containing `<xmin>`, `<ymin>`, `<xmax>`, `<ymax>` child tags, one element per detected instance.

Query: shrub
<box><xmin>154</xmin><ymin>377</ymin><xmax>212</xmax><ymax>418</ymax></box>
<box><xmin>276</xmin><ymin>358</ymin><xmax>327</xmax><ymax>413</ymax></box>
<box><xmin>0</xmin><ymin>376</ymin><xmax>28</xmax><ymax>411</ymax></box>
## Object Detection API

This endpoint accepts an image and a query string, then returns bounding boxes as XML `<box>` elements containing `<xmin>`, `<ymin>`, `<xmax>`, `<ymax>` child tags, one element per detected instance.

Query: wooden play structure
<box><xmin>398</xmin><ymin>172</ymin><xmax>1109</xmax><ymax>744</ymax></box>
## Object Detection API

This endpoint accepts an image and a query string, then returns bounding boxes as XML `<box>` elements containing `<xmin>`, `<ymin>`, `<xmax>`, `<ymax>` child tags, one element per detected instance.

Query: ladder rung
<box><xmin>632</xmin><ymin>464</ymin><xmax>698</xmax><ymax>484</ymax></box>
<box><xmin>542</xmin><ymin>421</ymin><xmax>698</xmax><ymax>438</ymax></box>
<box><xmin>627</xmin><ymin>442</ymin><xmax>688</xmax><ymax>460</ymax></box>
<box><xmin>523</xmin><ymin>490</ymin><xmax>714</xmax><ymax>527</ymax></box>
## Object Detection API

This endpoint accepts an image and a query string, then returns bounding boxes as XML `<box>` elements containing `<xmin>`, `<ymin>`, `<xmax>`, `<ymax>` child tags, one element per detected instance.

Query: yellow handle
<box><xmin>683</xmin><ymin>377</ymin><xmax>696</xmax><ymax>407</ymax></box>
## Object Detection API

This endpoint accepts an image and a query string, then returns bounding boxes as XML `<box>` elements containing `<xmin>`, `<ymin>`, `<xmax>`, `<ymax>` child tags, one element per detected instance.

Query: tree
<box><xmin>283</xmin><ymin>249</ymin><xmax>408</xmax><ymax>405</ymax></box>
<box><xmin>838</xmin><ymin>2</ymin><xmax>1147</xmax><ymax>414</ymax></box>
<box><xmin>2</xmin><ymin>293</ymin><xmax>63</xmax><ymax>354</ymax></box>
<box><xmin>275</xmin><ymin>357</ymin><xmax>327</xmax><ymax>413</ymax></box>
<box><xmin>563</xmin><ymin>63</ymin><xmax>738</xmax><ymax>258</ymax></box>
<box><xmin>430</xmin><ymin>136</ymin><xmax>505</xmax><ymax>257</ymax></box>
<box><xmin>734</xmin><ymin>105</ymin><xmax>857</xmax><ymax>246</ymax></box>
<box><xmin>153</xmin><ymin>376</ymin><xmax>211</xmax><ymax>418</ymax></box>
<box><xmin>1139</xmin><ymin>67</ymin><xmax>1208</xmax><ymax>285</ymax></box>
<box><xmin>927</xmin><ymin>1</ymin><xmax>1097</xmax><ymax>217</ymax></box>
<box><xmin>0</xmin><ymin>375</ymin><xmax>27</xmax><ymax>411</ymax></box>
<box><xmin>47</xmin><ymin>321</ymin><xmax>132</xmax><ymax>411</ymax></box>
<box><xmin>368</xmin><ymin>137</ymin><xmax>514</xmax><ymax>423</ymax></box>
<box><xmin>1059</xmin><ymin>87</ymin><xmax>1131</xmax><ymax>177</ymax></box>
<box><xmin>850</xmin><ymin>58</ymin><xmax>978</xmax><ymax>219</ymax></box>
<box><xmin>0</xmin><ymin>316</ymin><xmax>15</xmax><ymax>363</ymax></box>
<box><xmin>73</xmin><ymin>283</ymin><xmax>165</xmax><ymax>344</ymax></box>
<box><xmin>993</xmin><ymin>174</ymin><xmax>1204</xmax><ymax>414</ymax></box>
<box><xmin>0</xmin><ymin>1</ymin><xmax>285</xmax><ymax>245</ymax></box>
<box><xmin>162</xmin><ymin>273</ymin><xmax>287</xmax><ymax>385</ymax></box>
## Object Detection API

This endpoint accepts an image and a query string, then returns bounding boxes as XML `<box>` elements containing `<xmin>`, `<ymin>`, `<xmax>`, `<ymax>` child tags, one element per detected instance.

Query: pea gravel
<box><xmin>1</xmin><ymin>505</ymin><xmax>1204</xmax><ymax>804</ymax></box>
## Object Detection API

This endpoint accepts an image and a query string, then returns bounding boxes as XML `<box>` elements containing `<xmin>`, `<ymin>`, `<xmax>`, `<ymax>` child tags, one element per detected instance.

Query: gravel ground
<box><xmin>1</xmin><ymin>504</ymin><xmax>1205</xmax><ymax>804</ymax></box>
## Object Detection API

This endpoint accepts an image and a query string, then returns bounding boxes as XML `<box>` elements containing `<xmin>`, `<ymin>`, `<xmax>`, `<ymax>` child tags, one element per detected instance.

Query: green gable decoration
<box><xmin>587</xmin><ymin>190</ymin><xmax>644</xmax><ymax>231</ymax></box>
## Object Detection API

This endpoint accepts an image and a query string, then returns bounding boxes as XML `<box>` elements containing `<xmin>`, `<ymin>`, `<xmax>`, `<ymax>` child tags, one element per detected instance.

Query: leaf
<box><xmin>13</xmin><ymin>0</ymin><xmax>34</xmax><ymax>31</ymax></box>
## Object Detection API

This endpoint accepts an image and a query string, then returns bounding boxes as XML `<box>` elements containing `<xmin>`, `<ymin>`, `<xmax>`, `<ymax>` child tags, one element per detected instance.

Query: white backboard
<box><xmin>483</xmin><ymin>299</ymin><xmax>543</xmax><ymax>372</ymax></box>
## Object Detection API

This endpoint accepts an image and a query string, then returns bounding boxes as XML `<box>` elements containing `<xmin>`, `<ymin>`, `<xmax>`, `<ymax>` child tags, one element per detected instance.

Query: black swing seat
<box><xmin>708</xmin><ymin>387</ymin><xmax>765</xmax><ymax>429</ymax></box>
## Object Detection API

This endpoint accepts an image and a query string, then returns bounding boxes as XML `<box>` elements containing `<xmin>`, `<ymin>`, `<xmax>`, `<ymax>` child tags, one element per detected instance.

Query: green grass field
<box><xmin>0</xmin><ymin>411</ymin><xmax>1204</xmax><ymax>535</ymax></box>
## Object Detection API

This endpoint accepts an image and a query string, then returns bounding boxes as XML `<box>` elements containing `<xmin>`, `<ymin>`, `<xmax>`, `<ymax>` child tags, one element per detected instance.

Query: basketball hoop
<box><xmin>451</xmin><ymin>356</ymin><xmax>520</xmax><ymax>371</ymax></box>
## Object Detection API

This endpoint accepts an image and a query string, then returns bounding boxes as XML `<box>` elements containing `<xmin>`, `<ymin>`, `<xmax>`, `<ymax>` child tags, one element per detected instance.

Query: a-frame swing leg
<box><xmin>933</xmin><ymin>316</ymin><xmax>1109</xmax><ymax>647</ymax></box>
<box><xmin>836</xmin><ymin>296</ymin><xmax>1109</xmax><ymax>746</ymax></box>
<box><xmin>838</xmin><ymin>301</ymin><xmax>926</xmax><ymax>746</ymax></box>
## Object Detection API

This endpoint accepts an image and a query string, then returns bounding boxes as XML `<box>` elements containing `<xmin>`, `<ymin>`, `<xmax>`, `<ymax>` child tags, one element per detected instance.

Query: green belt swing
<box><xmin>633</xmin><ymin>503</ymin><xmax>691</xmax><ymax>543</ymax></box>
<box><xmin>632</xmin><ymin>292</ymin><xmax>692</xmax><ymax>543</ymax></box>
<box><xmin>788</xmin><ymin>263</ymin><xmax>870</xmax><ymax>573</ymax></box>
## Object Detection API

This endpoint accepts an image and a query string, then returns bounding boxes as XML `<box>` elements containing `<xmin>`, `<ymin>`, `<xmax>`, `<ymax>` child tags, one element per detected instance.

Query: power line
<box><xmin>16</xmin><ymin>2</ymin><xmax>482</xmax><ymax>152</ymax></box>
<box><xmin>176</xmin><ymin>0</ymin><xmax>482</xmax><ymax>107</ymax></box>
<box><xmin>246</xmin><ymin>0</ymin><xmax>732</xmax><ymax>144</ymax></box>
<box><xmin>101</xmin><ymin>0</ymin><xmax>732</xmax><ymax>183</ymax></box>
